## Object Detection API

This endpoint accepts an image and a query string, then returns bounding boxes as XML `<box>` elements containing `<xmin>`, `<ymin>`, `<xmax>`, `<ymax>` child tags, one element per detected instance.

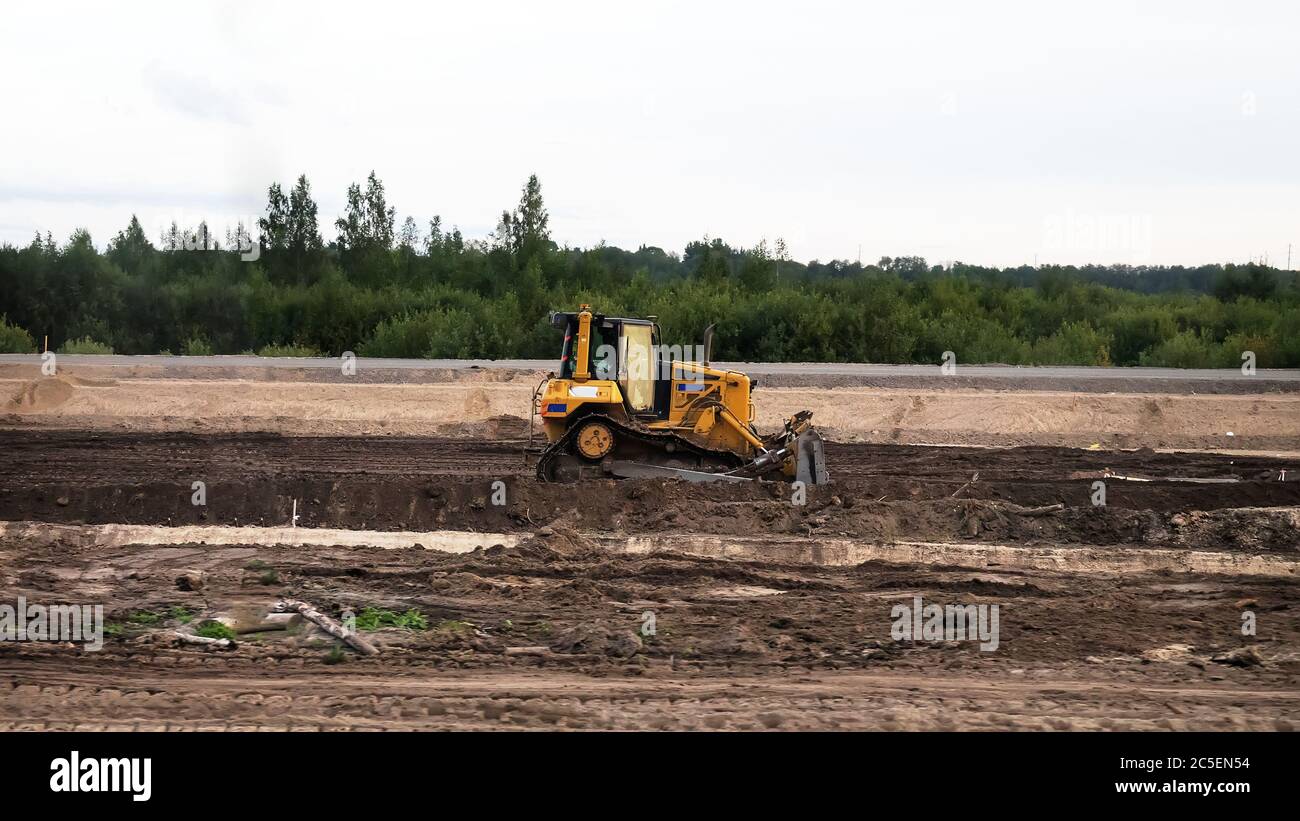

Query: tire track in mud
<box><xmin>2</xmin><ymin>483</ymin><xmax>1297</xmax><ymax>731</ymax></box>
<box><xmin>2</xmin><ymin>430</ymin><xmax>1296</xmax><ymax>486</ymax></box>
<box><xmin>1</xmin><ymin>431</ymin><xmax>1298</xmax><ymax>550</ymax></box>
<box><xmin>3</xmin><ymin>666</ymin><xmax>1295</xmax><ymax>730</ymax></box>
<box><xmin>0</xmin><ymin>431</ymin><xmax>527</xmax><ymax>482</ymax></box>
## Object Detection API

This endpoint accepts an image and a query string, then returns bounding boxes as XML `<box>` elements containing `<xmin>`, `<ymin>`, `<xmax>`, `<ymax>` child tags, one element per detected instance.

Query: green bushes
<box><xmin>257</xmin><ymin>343</ymin><xmax>324</xmax><ymax>357</ymax></box>
<box><xmin>1140</xmin><ymin>330</ymin><xmax>1234</xmax><ymax>368</ymax></box>
<box><xmin>1031</xmin><ymin>322</ymin><xmax>1112</xmax><ymax>366</ymax></box>
<box><xmin>59</xmin><ymin>336</ymin><xmax>114</xmax><ymax>354</ymax></box>
<box><xmin>354</xmin><ymin>607</ymin><xmax>428</xmax><ymax>631</ymax></box>
<box><xmin>1</xmin><ymin>199</ymin><xmax>1296</xmax><ymax>367</ymax></box>
<box><xmin>194</xmin><ymin>620</ymin><xmax>237</xmax><ymax>641</ymax></box>
<box><xmin>0</xmin><ymin>315</ymin><xmax>34</xmax><ymax>353</ymax></box>
<box><xmin>181</xmin><ymin>336</ymin><xmax>213</xmax><ymax>356</ymax></box>
<box><xmin>359</xmin><ymin>295</ymin><xmax>529</xmax><ymax>359</ymax></box>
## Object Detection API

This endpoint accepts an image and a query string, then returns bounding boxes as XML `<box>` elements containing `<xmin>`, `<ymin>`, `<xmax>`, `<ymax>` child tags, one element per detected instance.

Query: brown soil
<box><xmin>2</xmin><ymin>536</ymin><xmax>1297</xmax><ymax>730</ymax></box>
<box><xmin>2</xmin><ymin>429</ymin><xmax>1296</xmax><ymax>731</ymax></box>
<box><xmin>4</xmin><ymin>366</ymin><xmax>1300</xmax><ymax>451</ymax></box>
<box><xmin>2</xmin><ymin>432</ymin><xmax>1297</xmax><ymax>551</ymax></box>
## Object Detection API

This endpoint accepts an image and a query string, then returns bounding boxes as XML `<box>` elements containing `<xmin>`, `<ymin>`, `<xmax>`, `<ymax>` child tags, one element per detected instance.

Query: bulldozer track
<box><xmin>535</xmin><ymin>412</ymin><xmax>744</xmax><ymax>482</ymax></box>
<box><xmin>0</xmin><ymin>430</ymin><xmax>1297</xmax><ymax>732</ymax></box>
<box><xmin>2</xmin><ymin>535</ymin><xmax>1297</xmax><ymax>731</ymax></box>
<box><xmin>1</xmin><ymin>431</ymin><xmax>1296</xmax><ymax>515</ymax></box>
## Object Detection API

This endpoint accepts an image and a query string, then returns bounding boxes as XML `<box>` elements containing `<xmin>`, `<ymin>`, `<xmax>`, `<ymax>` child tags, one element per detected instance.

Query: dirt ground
<box><xmin>1</xmin><ymin>428</ymin><xmax>1297</xmax><ymax>730</ymax></box>
<box><xmin>5</xmin><ymin>364</ymin><xmax>1300</xmax><ymax>451</ymax></box>
<box><xmin>2</xmin><ymin>539</ymin><xmax>1297</xmax><ymax>731</ymax></box>
<box><xmin>2</xmin><ymin>432</ymin><xmax>1299</xmax><ymax>548</ymax></box>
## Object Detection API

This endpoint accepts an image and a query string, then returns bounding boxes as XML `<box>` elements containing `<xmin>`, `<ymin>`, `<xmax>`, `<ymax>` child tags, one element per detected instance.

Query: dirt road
<box><xmin>2</xmin><ymin>536</ymin><xmax>1296</xmax><ymax>731</ymax></box>
<box><xmin>4</xmin><ymin>354</ymin><xmax>1297</xmax><ymax>393</ymax></box>
<box><xmin>6</xmin><ymin>362</ymin><xmax>1300</xmax><ymax>450</ymax></box>
<box><xmin>1</xmin><ymin>429</ymin><xmax>1296</xmax><ymax>730</ymax></box>
<box><xmin>1</xmin><ymin>431</ymin><xmax>1298</xmax><ymax>546</ymax></box>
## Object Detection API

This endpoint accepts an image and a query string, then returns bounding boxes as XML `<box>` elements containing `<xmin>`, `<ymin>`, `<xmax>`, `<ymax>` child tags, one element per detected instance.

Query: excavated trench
<box><xmin>2</xmin><ymin>431</ymin><xmax>1298</xmax><ymax>731</ymax></box>
<box><xmin>0</xmin><ymin>431</ymin><xmax>1297</xmax><ymax>563</ymax></box>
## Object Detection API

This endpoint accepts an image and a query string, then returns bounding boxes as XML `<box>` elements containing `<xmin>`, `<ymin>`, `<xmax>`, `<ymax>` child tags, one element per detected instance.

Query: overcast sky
<box><xmin>2</xmin><ymin>1</ymin><xmax>1297</xmax><ymax>268</ymax></box>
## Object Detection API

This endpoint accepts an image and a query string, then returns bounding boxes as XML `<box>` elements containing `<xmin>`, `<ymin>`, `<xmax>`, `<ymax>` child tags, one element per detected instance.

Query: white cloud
<box><xmin>1</xmin><ymin>0</ymin><xmax>1296</xmax><ymax>266</ymax></box>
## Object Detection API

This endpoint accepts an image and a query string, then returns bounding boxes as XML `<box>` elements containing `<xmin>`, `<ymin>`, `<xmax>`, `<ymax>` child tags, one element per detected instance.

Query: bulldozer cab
<box><xmin>551</xmin><ymin>309</ymin><xmax>666</xmax><ymax>418</ymax></box>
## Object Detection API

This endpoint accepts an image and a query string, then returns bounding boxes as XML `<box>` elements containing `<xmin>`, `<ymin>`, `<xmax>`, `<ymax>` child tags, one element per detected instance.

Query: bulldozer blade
<box><xmin>607</xmin><ymin>460</ymin><xmax>754</xmax><ymax>483</ymax></box>
<box><xmin>795</xmin><ymin>430</ymin><xmax>830</xmax><ymax>485</ymax></box>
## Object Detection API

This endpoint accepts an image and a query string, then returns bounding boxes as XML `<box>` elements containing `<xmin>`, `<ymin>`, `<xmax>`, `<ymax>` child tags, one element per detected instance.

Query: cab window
<box><xmin>619</xmin><ymin>323</ymin><xmax>654</xmax><ymax>412</ymax></box>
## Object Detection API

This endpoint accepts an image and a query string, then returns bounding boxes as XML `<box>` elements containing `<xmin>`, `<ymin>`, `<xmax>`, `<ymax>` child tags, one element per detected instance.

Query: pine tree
<box><xmin>426</xmin><ymin>216</ymin><xmax>444</xmax><ymax>254</ymax></box>
<box><xmin>277</xmin><ymin>174</ymin><xmax>322</xmax><ymax>280</ymax></box>
<box><xmin>399</xmin><ymin>216</ymin><xmax>420</xmax><ymax>251</ymax></box>
<box><xmin>336</xmin><ymin>171</ymin><xmax>396</xmax><ymax>252</ymax></box>
<box><xmin>335</xmin><ymin>183</ymin><xmax>365</xmax><ymax>252</ymax></box>
<box><xmin>363</xmin><ymin>171</ymin><xmax>395</xmax><ymax>250</ymax></box>
<box><xmin>259</xmin><ymin>183</ymin><xmax>289</xmax><ymax>251</ymax></box>
<box><xmin>107</xmin><ymin>215</ymin><xmax>154</xmax><ymax>273</ymax></box>
<box><xmin>287</xmin><ymin>175</ymin><xmax>322</xmax><ymax>254</ymax></box>
<box><xmin>511</xmin><ymin>174</ymin><xmax>550</xmax><ymax>260</ymax></box>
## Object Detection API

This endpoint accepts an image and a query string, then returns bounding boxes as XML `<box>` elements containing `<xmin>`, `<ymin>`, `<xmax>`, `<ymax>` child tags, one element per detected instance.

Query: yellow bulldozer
<box><xmin>534</xmin><ymin>305</ymin><xmax>829</xmax><ymax>484</ymax></box>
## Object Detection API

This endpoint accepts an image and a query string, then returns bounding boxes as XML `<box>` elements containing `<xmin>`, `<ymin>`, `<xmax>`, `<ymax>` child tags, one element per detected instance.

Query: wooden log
<box><xmin>173</xmin><ymin>631</ymin><xmax>234</xmax><ymax>648</ymax></box>
<box><xmin>504</xmin><ymin>646</ymin><xmax>553</xmax><ymax>656</ymax></box>
<box><xmin>278</xmin><ymin>598</ymin><xmax>379</xmax><ymax>656</ymax></box>
<box><xmin>950</xmin><ymin>472</ymin><xmax>980</xmax><ymax>498</ymax></box>
<box><xmin>1019</xmin><ymin>503</ymin><xmax>1065</xmax><ymax>517</ymax></box>
<box><xmin>235</xmin><ymin>621</ymin><xmax>289</xmax><ymax>635</ymax></box>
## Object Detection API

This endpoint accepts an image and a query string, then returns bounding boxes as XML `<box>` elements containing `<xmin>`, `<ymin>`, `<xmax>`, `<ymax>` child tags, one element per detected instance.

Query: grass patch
<box><xmin>194</xmin><ymin>620</ymin><xmax>237</xmax><ymax>641</ymax></box>
<box><xmin>244</xmin><ymin>559</ymin><xmax>269</xmax><ymax>571</ymax></box>
<box><xmin>354</xmin><ymin>607</ymin><xmax>429</xmax><ymax>631</ymax></box>
<box><xmin>258</xmin><ymin>570</ymin><xmax>281</xmax><ymax>586</ymax></box>
<box><xmin>167</xmin><ymin>605</ymin><xmax>194</xmax><ymax>624</ymax></box>
<box><xmin>258</xmin><ymin>343</ymin><xmax>323</xmax><ymax>357</ymax></box>
<box><xmin>323</xmin><ymin>645</ymin><xmax>347</xmax><ymax>665</ymax></box>
<box><xmin>122</xmin><ymin>607</ymin><xmax>195</xmax><ymax>626</ymax></box>
<box><xmin>434</xmin><ymin>619</ymin><xmax>474</xmax><ymax>635</ymax></box>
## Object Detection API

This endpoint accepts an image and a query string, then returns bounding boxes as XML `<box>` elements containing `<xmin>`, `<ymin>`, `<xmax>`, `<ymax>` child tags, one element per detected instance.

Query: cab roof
<box><xmin>549</xmin><ymin>311</ymin><xmax>654</xmax><ymax>329</ymax></box>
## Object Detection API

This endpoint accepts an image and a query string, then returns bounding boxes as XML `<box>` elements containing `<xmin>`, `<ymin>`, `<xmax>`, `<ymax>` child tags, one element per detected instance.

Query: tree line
<box><xmin>1</xmin><ymin>173</ymin><xmax>1297</xmax><ymax>367</ymax></box>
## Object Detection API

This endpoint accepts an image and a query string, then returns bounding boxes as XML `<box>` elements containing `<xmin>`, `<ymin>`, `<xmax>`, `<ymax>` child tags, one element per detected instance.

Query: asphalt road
<box><xmin>3</xmin><ymin>354</ymin><xmax>1297</xmax><ymax>393</ymax></box>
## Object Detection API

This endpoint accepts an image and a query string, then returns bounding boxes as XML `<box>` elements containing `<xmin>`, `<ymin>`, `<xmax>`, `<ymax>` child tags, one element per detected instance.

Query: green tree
<box><xmin>336</xmin><ymin>171</ymin><xmax>396</xmax><ymax>252</ymax></box>
<box><xmin>738</xmin><ymin>241</ymin><xmax>776</xmax><ymax>291</ymax></box>
<box><xmin>258</xmin><ymin>183</ymin><xmax>290</xmax><ymax>253</ymax></box>
<box><xmin>511</xmin><ymin>174</ymin><xmax>550</xmax><ymax>261</ymax></box>
<box><xmin>106</xmin><ymin>215</ymin><xmax>154</xmax><ymax>274</ymax></box>
<box><xmin>286</xmin><ymin>174</ymin><xmax>323</xmax><ymax>277</ymax></box>
<box><xmin>0</xmin><ymin>315</ymin><xmax>35</xmax><ymax>352</ymax></box>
